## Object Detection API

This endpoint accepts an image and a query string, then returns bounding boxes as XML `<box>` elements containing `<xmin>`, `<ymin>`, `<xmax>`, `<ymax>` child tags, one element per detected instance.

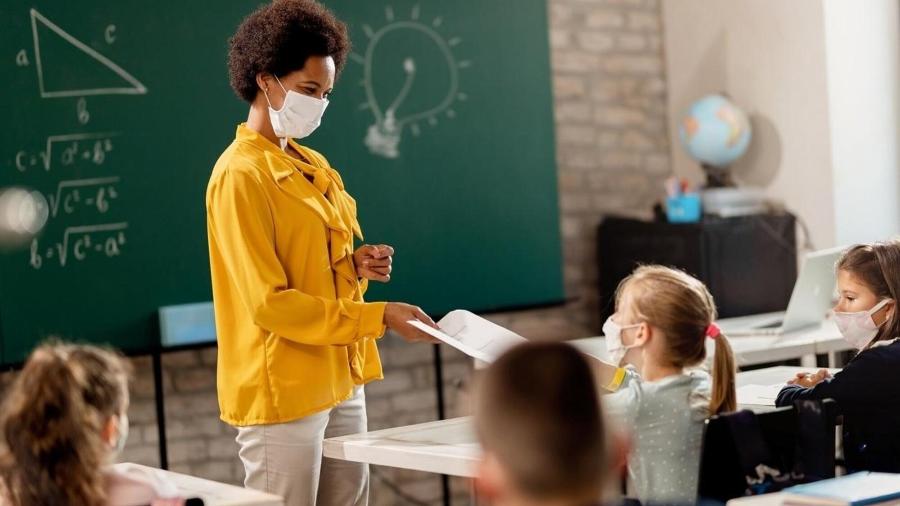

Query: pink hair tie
<box><xmin>706</xmin><ymin>323</ymin><xmax>721</xmax><ymax>339</ymax></box>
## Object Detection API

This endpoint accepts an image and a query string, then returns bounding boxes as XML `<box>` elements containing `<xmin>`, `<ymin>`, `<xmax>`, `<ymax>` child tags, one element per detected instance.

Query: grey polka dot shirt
<box><xmin>605</xmin><ymin>367</ymin><xmax>711</xmax><ymax>504</ymax></box>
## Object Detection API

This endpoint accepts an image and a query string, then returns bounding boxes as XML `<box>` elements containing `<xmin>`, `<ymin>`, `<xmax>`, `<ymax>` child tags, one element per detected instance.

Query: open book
<box><xmin>408</xmin><ymin>310</ymin><xmax>527</xmax><ymax>362</ymax></box>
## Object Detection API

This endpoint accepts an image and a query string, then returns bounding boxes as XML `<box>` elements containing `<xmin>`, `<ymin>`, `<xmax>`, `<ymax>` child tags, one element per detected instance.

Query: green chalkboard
<box><xmin>314</xmin><ymin>0</ymin><xmax>564</xmax><ymax>313</ymax></box>
<box><xmin>0</xmin><ymin>0</ymin><xmax>562</xmax><ymax>365</ymax></box>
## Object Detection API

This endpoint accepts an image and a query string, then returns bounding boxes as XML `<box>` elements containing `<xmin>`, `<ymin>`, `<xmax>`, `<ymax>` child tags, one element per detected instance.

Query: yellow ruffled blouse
<box><xmin>206</xmin><ymin>124</ymin><xmax>386</xmax><ymax>426</ymax></box>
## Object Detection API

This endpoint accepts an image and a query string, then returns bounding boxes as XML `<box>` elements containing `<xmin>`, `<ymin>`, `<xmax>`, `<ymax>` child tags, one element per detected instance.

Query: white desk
<box><xmin>811</xmin><ymin>325</ymin><xmax>854</xmax><ymax>367</ymax></box>
<box><xmin>569</xmin><ymin>335</ymin><xmax>817</xmax><ymax>368</ymax></box>
<box><xmin>323</xmin><ymin>416</ymin><xmax>479</xmax><ymax>478</ymax></box>
<box><xmin>721</xmin><ymin>318</ymin><xmax>851</xmax><ymax>368</ymax></box>
<box><xmin>737</xmin><ymin>365</ymin><xmax>839</xmax><ymax>388</ymax></box>
<box><xmin>736</xmin><ymin>366</ymin><xmax>841</xmax><ymax>412</ymax></box>
<box><xmin>323</xmin><ymin>366</ymin><xmax>827</xmax><ymax>479</ymax></box>
<box><xmin>115</xmin><ymin>463</ymin><xmax>283</xmax><ymax>506</ymax></box>
<box><xmin>727</xmin><ymin>492</ymin><xmax>786</xmax><ymax>505</ymax></box>
<box><xmin>569</xmin><ymin>319</ymin><xmax>848</xmax><ymax>369</ymax></box>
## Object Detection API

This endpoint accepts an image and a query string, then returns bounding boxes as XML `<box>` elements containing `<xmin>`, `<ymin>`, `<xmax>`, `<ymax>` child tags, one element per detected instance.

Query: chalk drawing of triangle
<box><xmin>30</xmin><ymin>8</ymin><xmax>148</xmax><ymax>98</ymax></box>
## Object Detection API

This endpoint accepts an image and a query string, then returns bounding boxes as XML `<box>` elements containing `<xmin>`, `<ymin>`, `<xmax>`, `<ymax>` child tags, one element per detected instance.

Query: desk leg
<box><xmin>152</xmin><ymin>349</ymin><xmax>169</xmax><ymax>470</ymax></box>
<box><xmin>828</xmin><ymin>351</ymin><xmax>838</xmax><ymax>368</ymax></box>
<box><xmin>800</xmin><ymin>354</ymin><xmax>816</xmax><ymax>368</ymax></box>
<box><xmin>433</xmin><ymin>344</ymin><xmax>451</xmax><ymax>506</ymax></box>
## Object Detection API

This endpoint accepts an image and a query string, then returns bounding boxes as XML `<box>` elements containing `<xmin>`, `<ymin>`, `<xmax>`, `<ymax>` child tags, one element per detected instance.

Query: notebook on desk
<box><xmin>783</xmin><ymin>472</ymin><xmax>900</xmax><ymax>505</ymax></box>
<box><xmin>719</xmin><ymin>247</ymin><xmax>843</xmax><ymax>336</ymax></box>
<box><xmin>736</xmin><ymin>383</ymin><xmax>785</xmax><ymax>406</ymax></box>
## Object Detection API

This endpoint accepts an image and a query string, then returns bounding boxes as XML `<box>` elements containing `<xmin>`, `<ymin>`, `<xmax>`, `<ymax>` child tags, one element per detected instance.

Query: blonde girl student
<box><xmin>594</xmin><ymin>265</ymin><xmax>736</xmax><ymax>504</ymax></box>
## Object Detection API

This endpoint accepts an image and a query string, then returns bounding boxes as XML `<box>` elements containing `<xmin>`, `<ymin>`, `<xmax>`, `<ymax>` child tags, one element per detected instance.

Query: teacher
<box><xmin>205</xmin><ymin>1</ymin><xmax>437</xmax><ymax>505</ymax></box>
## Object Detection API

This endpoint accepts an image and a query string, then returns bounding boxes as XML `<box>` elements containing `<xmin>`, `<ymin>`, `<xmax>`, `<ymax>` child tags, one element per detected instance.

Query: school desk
<box><xmin>114</xmin><ymin>463</ymin><xmax>283</xmax><ymax>506</ymax></box>
<box><xmin>569</xmin><ymin>319</ymin><xmax>848</xmax><ymax>370</ymax></box>
<box><xmin>321</xmin><ymin>366</ymin><xmax>817</xmax><ymax>479</ymax></box>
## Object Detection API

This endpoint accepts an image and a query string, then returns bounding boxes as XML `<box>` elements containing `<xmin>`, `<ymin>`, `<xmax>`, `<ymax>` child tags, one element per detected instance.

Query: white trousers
<box><xmin>235</xmin><ymin>386</ymin><xmax>369</xmax><ymax>506</ymax></box>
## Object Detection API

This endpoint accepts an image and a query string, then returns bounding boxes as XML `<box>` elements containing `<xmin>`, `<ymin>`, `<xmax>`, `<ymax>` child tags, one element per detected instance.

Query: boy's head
<box><xmin>473</xmin><ymin>342</ymin><xmax>605</xmax><ymax>505</ymax></box>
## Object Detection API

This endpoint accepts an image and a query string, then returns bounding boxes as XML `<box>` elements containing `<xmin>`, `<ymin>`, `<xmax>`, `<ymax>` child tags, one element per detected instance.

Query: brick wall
<box><xmin>108</xmin><ymin>0</ymin><xmax>671</xmax><ymax>504</ymax></box>
<box><xmin>489</xmin><ymin>0</ymin><xmax>670</xmax><ymax>341</ymax></box>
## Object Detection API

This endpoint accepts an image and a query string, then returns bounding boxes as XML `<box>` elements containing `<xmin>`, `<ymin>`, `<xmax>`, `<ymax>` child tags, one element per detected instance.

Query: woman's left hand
<box><xmin>354</xmin><ymin>244</ymin><xmax>394</xmax><ymax>283</ymax></box>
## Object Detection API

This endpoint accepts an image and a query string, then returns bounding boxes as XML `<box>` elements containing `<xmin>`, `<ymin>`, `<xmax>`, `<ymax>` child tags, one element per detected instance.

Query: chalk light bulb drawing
<box><xmin>352</xmin><ymin>5</ymin><xmax>470</xmax><ymax>159</ymax></box>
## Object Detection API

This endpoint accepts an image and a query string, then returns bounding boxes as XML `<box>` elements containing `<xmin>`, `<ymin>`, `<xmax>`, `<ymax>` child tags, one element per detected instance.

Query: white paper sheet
<box><xmin>736</xmin><ymin>383</ymin><xmax>785</xmax><ymax>406</ymax></box>
<box><xmin>408</xmin><ymin>310</ymin><xmax>527</xmax><ymax>362</ymax></box>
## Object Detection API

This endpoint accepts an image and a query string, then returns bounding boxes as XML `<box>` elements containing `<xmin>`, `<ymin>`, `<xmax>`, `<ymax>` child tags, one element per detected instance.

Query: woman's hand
<box><xmin>355</xmin><ymin>244</ymin><xmax>394</xmax><ymax>283</ymax></box>
<box><xmin>787</xmin><ymin>368</ymin><xmax>832</xmax><ymax>388</ymax></box>
<box><xmin>384</xmin><ymin>303</ymin><xmax>440</xmax><ymax>343</ymax></box>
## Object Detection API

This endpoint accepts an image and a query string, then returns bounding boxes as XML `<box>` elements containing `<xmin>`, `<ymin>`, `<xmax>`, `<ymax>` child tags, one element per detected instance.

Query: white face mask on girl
<box><xmin>264</xmin><ymin>76</ymin><xmax>329</xmax><ymax>143</ymax></box>
<box><xmin>602</xmin><ymin>316</ymin><xmax>642</xmax><ymax>366</ymax></box>
<box><xmin>110</xmin><ymin>413</ymin><xmax>129</xmax><ymax>458</ymax></box>
<box><xmin>834</xmin><ymin>298</ymin><xmax>893</xmax><ymax>350</ymax></box>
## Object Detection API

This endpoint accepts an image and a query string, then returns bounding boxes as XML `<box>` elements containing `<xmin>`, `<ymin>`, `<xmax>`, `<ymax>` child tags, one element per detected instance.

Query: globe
<box><xmin>678</xmin><ymin>94</ymin><xmax>752</xmax><ymax>169</ymax></box>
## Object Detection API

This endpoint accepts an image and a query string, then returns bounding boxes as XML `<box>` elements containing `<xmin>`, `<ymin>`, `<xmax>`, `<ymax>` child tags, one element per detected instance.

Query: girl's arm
<box><xmin>776</xmin><ymin>348</ymin><xmax>885</xmax><ymax>408</ymax></box>
<box><xmin>585</xmin><ymin>356</ymin><xmax>629</xmax><ymax>394</ymax></box>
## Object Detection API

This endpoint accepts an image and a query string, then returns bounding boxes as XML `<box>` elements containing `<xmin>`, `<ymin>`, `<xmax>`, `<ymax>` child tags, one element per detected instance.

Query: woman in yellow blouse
<box><xmin>206</xmin><ymin>2</ymin><xmax>437</xmax><ymax>505</ymax></box>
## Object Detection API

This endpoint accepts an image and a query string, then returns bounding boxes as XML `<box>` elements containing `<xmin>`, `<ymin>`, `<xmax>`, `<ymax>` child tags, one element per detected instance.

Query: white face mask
<box><xmin>264</xmin><ymin>76</ymin><xmax>329</xmax><ymax>144</ymax></box>
<box><xmin>112</xmin><ymin>413</ymin><xmax>129</xmax><ymax>457</ymax></box>
<box><xmin>834</xmin><ymin>298</ymin><xmax>893</xmax><ymax>350</ymax></box>
<box><xmin>602</xmin><ymin>316</ymin><xmax>642</xmax><ymax>366</ymax></box>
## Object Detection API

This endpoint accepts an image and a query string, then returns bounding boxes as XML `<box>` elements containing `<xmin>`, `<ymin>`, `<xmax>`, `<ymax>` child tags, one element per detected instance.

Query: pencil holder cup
<box><xmin>666</xmin><ymin>193</ymin><xmax>702</xmax><ymax>223</ymax></box>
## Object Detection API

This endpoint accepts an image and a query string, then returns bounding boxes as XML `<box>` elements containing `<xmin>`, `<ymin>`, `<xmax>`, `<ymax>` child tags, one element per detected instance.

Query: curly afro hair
<box><xmin>228</xmin><ymin>0</ymin><xmax>351</xmax><ymax>103</ymax></box>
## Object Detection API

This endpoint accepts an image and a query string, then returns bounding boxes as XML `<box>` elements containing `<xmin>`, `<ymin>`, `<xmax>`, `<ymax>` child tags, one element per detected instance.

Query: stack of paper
<box><xmin>408</xmin><ymin>310</ymin><xmax>527</xmax><ymax>363</ymax></box>
<box><xmin>736</xmin><ymin>383</ymin><xmax>786</xmax><ymax>406</ymax></box>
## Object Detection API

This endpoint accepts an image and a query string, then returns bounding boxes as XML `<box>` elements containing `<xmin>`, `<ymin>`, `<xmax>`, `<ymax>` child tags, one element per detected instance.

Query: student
<box><xmin>0</xmin><ymin>342</ymin><xmax>182</xmax><ymax>506</ymax></box>
<box><xmin>208</xmin><ymin>1</ymin><xmax>437</xmax><ymax>505</ymax></box>
<box><xmin>593</xmin><ymin>265</ymin><xmax>736</xmax><ymax>505</ymax></box>
<box><xmin>777</xmin><ymin>240</ymin><xmax>900</xmax><ymax>472</ymax></box>
<box><xmin>473</xmin><ymin>342</ymin><xmax>608</xmax><ymax>506</ymax></box>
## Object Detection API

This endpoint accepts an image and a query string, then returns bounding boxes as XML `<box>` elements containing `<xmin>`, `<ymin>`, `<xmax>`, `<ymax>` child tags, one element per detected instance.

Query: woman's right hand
<box><xmin>384</xmin><ymin>303</ymin><xmax>440</xmax><ymax>343</ymax></box>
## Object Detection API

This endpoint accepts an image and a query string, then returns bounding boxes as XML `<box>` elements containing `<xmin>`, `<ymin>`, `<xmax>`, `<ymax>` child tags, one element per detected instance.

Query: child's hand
<box><xmin>786</xmin><ymin>369</ymin><xmax>831</xmax><ymax>388</ymax></box>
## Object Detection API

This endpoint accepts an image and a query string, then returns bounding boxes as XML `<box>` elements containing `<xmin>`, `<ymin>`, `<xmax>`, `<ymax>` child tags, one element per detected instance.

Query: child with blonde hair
<box><xmin>594</xmin><ymin>265</ymin><xmax>736</xmax><ymax>504</ymax></box>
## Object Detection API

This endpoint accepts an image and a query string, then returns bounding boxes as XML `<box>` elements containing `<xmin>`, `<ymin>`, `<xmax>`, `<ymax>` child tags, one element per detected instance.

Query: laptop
<box><xmin>718</xmin><ymin>247</ymin><xmax>844</xmax><ymax>336</ymax></box>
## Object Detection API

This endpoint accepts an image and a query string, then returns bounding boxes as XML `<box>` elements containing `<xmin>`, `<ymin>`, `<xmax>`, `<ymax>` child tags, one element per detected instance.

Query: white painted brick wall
<box><xmin>488</xmin><ymin>0</ymin><xmax>671</xmax><ymax>346</ymax></box>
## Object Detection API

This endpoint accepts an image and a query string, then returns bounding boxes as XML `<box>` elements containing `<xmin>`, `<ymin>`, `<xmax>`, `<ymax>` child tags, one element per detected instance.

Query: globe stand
<box><xmin>702</xmin><ymin>164</ymin><xmax>736</xmax><ymax>188</ymax></box>
<box><xmin>699</xmin><ymin>164</ymin><xmax>767</xmax><ymax>217</ymax></box>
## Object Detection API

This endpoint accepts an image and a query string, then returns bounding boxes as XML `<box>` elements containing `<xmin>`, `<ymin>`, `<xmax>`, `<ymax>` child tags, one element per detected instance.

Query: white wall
<box><xmin>824</xmin><ymin>0</ymin><xmax>900</xmax><ymax>245</ymax></box>
<box><xmin>662</xmin><ymin>0</ymin><xmax>900</xmax><ymax>249</ymax></box>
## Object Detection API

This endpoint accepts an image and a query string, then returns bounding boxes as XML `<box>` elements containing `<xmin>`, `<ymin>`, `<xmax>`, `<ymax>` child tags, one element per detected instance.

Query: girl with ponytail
<box><xmin>593</xmin><ymin>265</ymin><xmax>736</xmax><ymax>505</ymax></box>
<box><xmin>0</xmin><ymin>342</ymin><xmax>182</xmax><ymax>506</ymax></box>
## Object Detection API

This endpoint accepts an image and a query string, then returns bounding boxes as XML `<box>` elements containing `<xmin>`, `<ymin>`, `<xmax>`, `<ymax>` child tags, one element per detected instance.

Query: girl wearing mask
<box><xmin>777</xmin><ymin>240</ymin><xmax>900</xmax><ymax>472</ymax></box>
<box><xmin>0</xmin><ymin>342</ymin><xmax>181</xmax><ymax>506</ymax></box>
<box><xmin>594</xmin><ymin>265</ymin><xmax>736</xmax><ymax>504</ymax></box>
<box><xmin>207</xmin><ymin>2</ymin><xmax>437</xmax><ymax>504</ymax></box>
